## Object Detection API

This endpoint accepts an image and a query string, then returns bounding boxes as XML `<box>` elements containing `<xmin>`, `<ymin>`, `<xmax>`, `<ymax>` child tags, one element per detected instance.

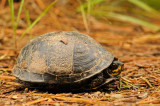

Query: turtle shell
<box><xmin>13</xmin><ymin>31</ymin><xmax>114</xmax><ymax>84</ymax></box>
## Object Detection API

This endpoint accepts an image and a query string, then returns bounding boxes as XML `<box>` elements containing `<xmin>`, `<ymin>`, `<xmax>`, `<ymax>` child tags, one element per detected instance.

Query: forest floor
<box><xmin>0</xmin><ymin>1</ymin><xmax>160</xmax><ymax>105</ymax></box>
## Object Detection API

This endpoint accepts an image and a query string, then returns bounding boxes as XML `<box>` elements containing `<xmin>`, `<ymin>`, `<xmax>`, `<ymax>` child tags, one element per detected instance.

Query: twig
<box><xmin>126</xmin><ymin>71</ymin><xmax>135</xmax><ymax>77</ymax></box>
<box><xmin>0</xmin><ymin>75</ymin><xmax>16</xmax><ymax>80</ymax></box>
<box><xmin>140</xmin><ymin>77</ymin><xmax>153</xmax><ymax>88</ymax></box>
<box><xmin>52</xmin><ymin>96</ymin><xmax>94</xmax><ymax>104</ymax></box>
<box><xmin>24</xmin><ymin>93</ymin><xmax>67</xmax><ymax>97</ymax></box>
<box><xmin>24</xmin><ymin>95</ymin><xmax>107</xmax><ymax>105</ymax></box>
<box><xmin>51</xmin><ymin>96</ymin><xmax>107</xmax><ymax>105</ymax></box>
<box><xmin>4</xmin><ymin>81</ymin><xmax>20</xmax><ymax>86</ymax></box>
<box><xmin>139</xmin><ymin>98</ymin><xmax>159</xmax><ymax>104</ymax></box>
<box><xmin>0</xmin><ymin>68</ymin><xmax>12</xmax><ymax>71</ymax></box>
<box><xmin>121</xmin><ymin>77</ymin><xmax>132</xmax><ymax>83</ymax></box>
<box><xmin>23</xmin><ymin>94</ymin><xmax>65</xmax><ymax>105</ymax></box>
<box><xmin>24</xmin><ymin>98</ymin><xmax>49</xmax><ymax>105</ymax></box>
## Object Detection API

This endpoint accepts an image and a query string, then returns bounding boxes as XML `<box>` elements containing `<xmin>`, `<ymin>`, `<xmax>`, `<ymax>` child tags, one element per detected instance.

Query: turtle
<box><xmin>12</xmin><ymin>31</ymin><xmax>124</xmax><ymax>91</ymax></box>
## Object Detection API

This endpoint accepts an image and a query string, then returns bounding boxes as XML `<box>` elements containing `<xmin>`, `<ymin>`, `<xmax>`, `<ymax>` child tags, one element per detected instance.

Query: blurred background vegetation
<box><xmin>8</xmin><ymin>0</ymin><xmax>160</xmax><ymax>35</ymax></box>
<box><xmin>77</xmin><ymin>0</ymin><xmax>160</xmax><ymax>31</ymax></box>
<box><xmin>1</xmin><ymin>0</ymin><xmax>160</xmax><ymax>47</ymax></box>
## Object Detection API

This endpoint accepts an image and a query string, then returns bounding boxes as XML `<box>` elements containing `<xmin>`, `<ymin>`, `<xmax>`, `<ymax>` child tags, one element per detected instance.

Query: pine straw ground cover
<box><xmin>0</xmin><ymin>0</ymin><xmax>160</xmax><ymax>105</ymax></box>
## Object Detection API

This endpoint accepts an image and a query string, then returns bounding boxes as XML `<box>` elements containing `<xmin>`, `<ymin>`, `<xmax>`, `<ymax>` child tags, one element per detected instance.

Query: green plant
<box><xmin>24</xmin><ymin>6</ymin><xmax>32</xmax><ymax>39</ymax></box>
<box><xmin>20</xmin><ymin>1</ymin><xmax>57</xmax><ymax>39</ymax></box>
<box><xmin>78</xmin><ymin>0</ymin><xmax>89</xmax><ymax>33</ymax></box>
<box><xmin>8</xmin><ymin>0</ymin><xmax>57</xmax><ymax>47</ymax></box>
<box><xmin>8</xmin><ymin>0</ymin><xmax>24</xmax><ymax>48</ymax></box>
<box><xmin>138</xmin><ymin>0</ymin><xmax>160</xmax><ymax>10</ymax></box>
<box><xmin>119</xmin><ymin>78</ymin><xmax>139</xmax><ymax>90</ymax></box>
<box><xmin>77</xmin><ymin>0</ymin><xmax>160</xmax><ymax>31</ymax></box>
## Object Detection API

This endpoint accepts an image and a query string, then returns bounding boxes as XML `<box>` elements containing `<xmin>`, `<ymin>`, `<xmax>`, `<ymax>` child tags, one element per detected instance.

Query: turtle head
<box><xmin>108</xmin><ymin>60</ymin><xmax>124</xmax><ymax>77</ymax></box>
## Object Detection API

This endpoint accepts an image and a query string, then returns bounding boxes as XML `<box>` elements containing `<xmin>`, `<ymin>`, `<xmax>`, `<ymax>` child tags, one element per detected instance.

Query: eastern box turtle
<box><xmin>12</xmin><ymin>31</ymin><xmax>124</xmax><ymax>91</ymax></box>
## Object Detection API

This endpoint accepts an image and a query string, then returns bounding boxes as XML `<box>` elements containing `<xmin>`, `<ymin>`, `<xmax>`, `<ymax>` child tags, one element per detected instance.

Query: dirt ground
<box><xmin>0</xmin><ymin>1</ymin><xmax>160</xmax><ymax>105</ymax></box>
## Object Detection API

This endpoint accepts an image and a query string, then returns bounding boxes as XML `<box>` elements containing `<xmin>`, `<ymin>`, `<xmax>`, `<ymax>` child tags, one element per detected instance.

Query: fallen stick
<box><xmin>139</xmin><ymin>98</ymin><xmax>159</xmax><ymax>104</ymax></box>
<box><xmin>140</xmin><ymin>77</ymin><xmax>153</xmax><ymax>88</ymax></box>
<box><xmin>23</xmin><ymin>94</ymin><xmax>107</xmax><ymax>105</ymax></box>
<box><xmin>0</xmin><ymin>75</ymin><xmax>16</xmax><ymax>80</ymax></box>
<box><xmin>24</xmin><ymin>98</ymin><xmax>49</xmax><ymax>105</ymax></box>
<box><xmin>5</xmin><ymin>81</ymin><xmax>20</xmax><ymax>86</ymax></box>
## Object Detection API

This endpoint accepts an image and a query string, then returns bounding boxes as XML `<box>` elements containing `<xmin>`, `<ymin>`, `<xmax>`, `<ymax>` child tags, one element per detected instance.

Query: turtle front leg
<box><xmin>83</xmin><ymin>73</ymin><xmax>105</xmax><ymax>90</ymax></box>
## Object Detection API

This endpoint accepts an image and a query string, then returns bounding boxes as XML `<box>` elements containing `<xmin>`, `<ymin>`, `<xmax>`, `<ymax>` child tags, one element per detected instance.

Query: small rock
<box><xmin>114</xmin><ymin>102</ymin><xmax>124</xmax><ymax>106</ymax></box>
<box><xmin>111</xmin><ymin>94</ymin><xmax>124</xmax><ymax>99</ymax></box>
<box><xmin>137</xmin><ymin>92</ymin><xmax>148</xmax><ymax>99</ymax></box>
<box><xmin>92</xmin><ymin>91</ymin><xmax>101</xmax><ymax>97</ymax></box>
<box><xmin>48</xmin><ymin>99</ymin><xmax>53</xmax><ymax>102</ymax></box>
<box><xmin>54</xmin><ymin>103</ymin><xmax>60</xmax><ymax>106</ymax></box>
<box><xmin>84</xmin><ymin>93</ymin><xmax>89</xmax><ymax>96</ymax></box>
<box><xmin>105</xmin><ymin>93</ymin><xmax>110</xmax><ymax>97</ymax></box>
<box><xmin>11</xmin><ymin>95</ymin><xmax>18</xmax><ymax>99</ymax></box>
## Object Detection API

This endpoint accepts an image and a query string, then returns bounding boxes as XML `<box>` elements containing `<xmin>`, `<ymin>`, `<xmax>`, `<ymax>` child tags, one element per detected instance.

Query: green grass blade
<box><xmin>128</xmin><ymin>0</ymin><xmax>158</xmax><ymax>12</ymax></box>
<box><xmin>15</xmin><ymin>0</ymin><xmax>24</xmax><ymax>29</ymax></box>
<box><xmin>144</xmin><ymin>0</ymin><xmax>160</xmax><ymax>10</ymax></box>
<box><xmin>8</xmin><ymin>0</ymin><xmax>17</xmax><ymax>48</ymax></box>
<box><xmin>107</xmin><ymin>12</ymin><xmax>160</xmax><ymax>31</ymax></box>
<box><xmin>8</xmin><ymin>0</ymin><xmax>15</xmax><ymax>31</ymax></box>
<box><xmin>24</xmin><ymin>6</ymin><xmax>32</xmax><ymax>39</ymax></box>
<box><xmin>20</xmin><ymin>0</ymin><xmax>57</xmax><ymax>39</ymax></box>
<box><xmin>80</xmin><ymin>4</ymin><xmax>89</xmax><ymax>33</ymax></box>
<box><xmin>77</xmin><ymin>0</ymin><xmax>106</xmax><ymax>12</ymax></box>
<box><xmin>87</xmin><ymin>0</ymin><xmax>91</xmax><ymax>15</ymax></box>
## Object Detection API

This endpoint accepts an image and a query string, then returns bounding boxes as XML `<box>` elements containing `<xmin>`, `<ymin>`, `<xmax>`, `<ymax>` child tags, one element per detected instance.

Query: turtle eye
<box><xmin>112</xmin><ymin>63</ymin><xmax>116</xmax><ymax>66</ymax></box>
<box><xmin>111</xmin><ymin>63</ymin><xmax>118</xmax><ymax>70</ymax></box>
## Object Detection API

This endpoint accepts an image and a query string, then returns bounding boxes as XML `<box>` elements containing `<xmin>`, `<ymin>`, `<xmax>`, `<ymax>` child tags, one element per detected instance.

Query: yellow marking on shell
<box><xmin>111</xmin><ymin>66</ymin><xmax>121</xmax><ymax>76</ymax></box>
